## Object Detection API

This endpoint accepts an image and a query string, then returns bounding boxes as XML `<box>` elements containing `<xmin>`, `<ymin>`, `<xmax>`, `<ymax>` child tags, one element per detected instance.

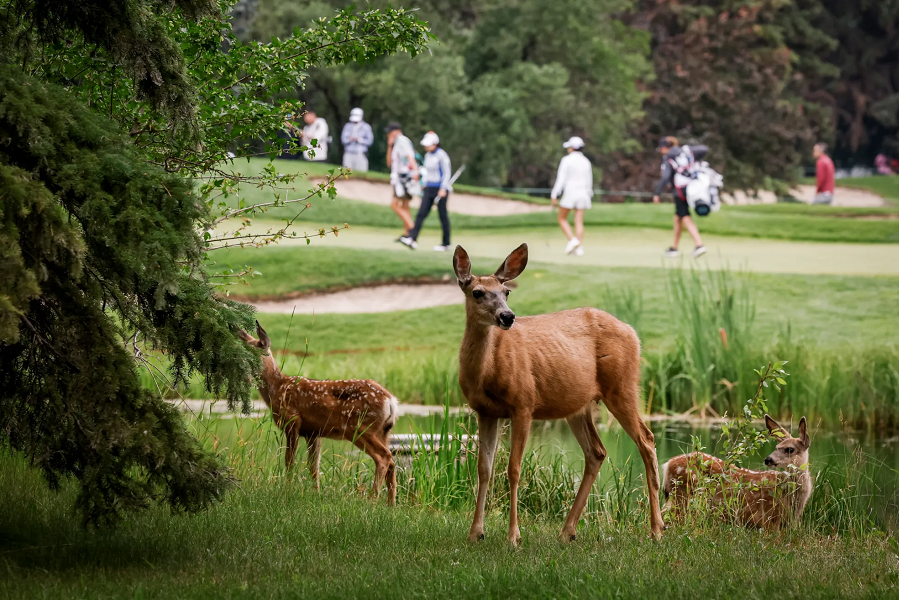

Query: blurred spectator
<box><xmin>550</xmin><ymin>136</ymin><xmax>593</xmax><ymax>256</ymax></box>
<box><xmin>301</xmin><ymin>110</ymin><xmax>329</xmax><ymax>162</ymax></box>
<box><xmin>875</xmin><ymin>154</ymin><xmax>896</xmax><ymax>175</ymax></box>
<box><xmin>813</xmin><ymin>143</ymin><xmax>835</xmax><ymax>205</ymax></box>
<box><xmin>385</xmin><ymin>122</ymin><xmax>420</xmax><ymax>238</ymax></box>
<box><xmin>341</xmin><ymin>108</ymin><xmax>373</xmax><ymax>172</ymax></box>
<box><xmin>400</xmin><ymin>132</ymin><xmax>452</xmax><ymax>251</ymax></box>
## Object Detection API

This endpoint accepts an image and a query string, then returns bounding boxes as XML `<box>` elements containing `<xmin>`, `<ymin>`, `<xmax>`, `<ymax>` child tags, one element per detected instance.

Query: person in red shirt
<box><xmin>813</xmin><ymin>142</ymin><xmax>835</xmax><ymax>205</ymax></box>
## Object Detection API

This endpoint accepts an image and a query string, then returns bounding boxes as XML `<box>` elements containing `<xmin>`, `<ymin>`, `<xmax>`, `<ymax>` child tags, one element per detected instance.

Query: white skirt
<box><xmin>559</xmin><ymin>191</ymin><xmax>592</xmax><ymax>210</ymax></box>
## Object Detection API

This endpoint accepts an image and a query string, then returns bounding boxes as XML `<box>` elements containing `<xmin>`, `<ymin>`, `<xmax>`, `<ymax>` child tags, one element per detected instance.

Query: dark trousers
<box><xmin>409</xmin><ymin>187</ymin><xmax>450</xmax><ymax>246</ymax></box>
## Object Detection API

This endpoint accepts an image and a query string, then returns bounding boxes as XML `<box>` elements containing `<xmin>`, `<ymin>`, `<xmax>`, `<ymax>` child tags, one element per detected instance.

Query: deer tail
<box><xmin>384</xmin><ymin>396</ymin><xmax>398</xmax><ymax>434</ymax></box>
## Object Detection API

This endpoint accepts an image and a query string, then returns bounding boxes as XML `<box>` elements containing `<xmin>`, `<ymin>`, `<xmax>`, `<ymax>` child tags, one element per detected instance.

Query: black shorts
<box><xmin>674</xmin><ymin>187</ymin><xmax>690</xmax><ymax>218</ymax></box>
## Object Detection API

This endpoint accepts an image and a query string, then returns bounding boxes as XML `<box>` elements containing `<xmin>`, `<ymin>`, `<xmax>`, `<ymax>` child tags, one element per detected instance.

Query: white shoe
<box><xmin>565</xmin><ymin>238</ymin><xmax>581</xmax><ymax>255</ymax></box>
<box><xmin>664</xmin><ymin>247</ymin><xmax>679</xmax><ymax>258</ymax></box>
<box><xmin>574</xmin><ymin>246</ymin><xmax>584</xmax><ymax>256</ymax></box>
<box><xmin>399</xmin><ymin>236</ymin><xmax>418</xmax><ymax>250</ymax></box>
<box><xmin>691</xmin><ymin>245</ymin><xmax>707</xmax><ymax>258</ymax></box>
<box><xmin>433</xmin><ymin>245</ymin><xmax>452</xmax><ymax>252</ymax></box>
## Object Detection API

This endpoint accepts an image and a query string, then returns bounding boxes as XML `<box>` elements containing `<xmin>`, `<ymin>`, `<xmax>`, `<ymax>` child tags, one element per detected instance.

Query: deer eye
<box><xmin>504</xmin><ymin>289</ymin><xmax>511</xmax><ymax>297</ymax></box>
<box><xmin>784</xmin><ymin>447</ymin><xmax>794</xmax><ymax>454</ymax></box>
<box><xmin>472</xmin><ymin>290</ymin><xmax>485</xmax><ymax>300</ymax></box>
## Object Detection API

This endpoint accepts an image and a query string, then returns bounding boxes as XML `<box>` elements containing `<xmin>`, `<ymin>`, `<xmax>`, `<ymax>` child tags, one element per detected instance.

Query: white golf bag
<box><xmin>685</xmin><ymin>161</ymin><xmax>723</xmax><ymax>216</ymax></box>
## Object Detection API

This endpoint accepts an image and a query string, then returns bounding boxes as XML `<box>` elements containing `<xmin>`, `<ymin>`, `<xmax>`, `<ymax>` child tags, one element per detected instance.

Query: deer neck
<box><xmin>258</xmin><ymin>352</ymin><xmax>285</xmax><ymax>410</ymax></box>
<box><xmin>459</xmin><ymin>313</ymin><xmax>498</xmax><ymax>383</ymax></box>
<box><xmin>782</xmin><ymin>464</ymin><xmax>813</xmax><ymax>518</ymax></box>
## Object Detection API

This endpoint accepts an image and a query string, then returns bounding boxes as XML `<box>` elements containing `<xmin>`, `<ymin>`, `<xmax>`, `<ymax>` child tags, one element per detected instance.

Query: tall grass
<box><xmin>637</xmin><ymin>268</ymin><xmax>899</xmax><ymax>428</ymax></box>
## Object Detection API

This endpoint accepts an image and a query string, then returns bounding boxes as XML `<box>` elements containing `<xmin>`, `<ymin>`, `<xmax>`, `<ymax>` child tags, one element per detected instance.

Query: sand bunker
<box><xmin>316</xmin><ymin>178</ymin><xmax>551</xmax><ymax>216</ymax></box>
<box><xmin>724</xmin><ymin>184</ymin><xmax>887</xmax><ymax>208</ymax></box>
<box><xmin>251</xmin><ymin>282</ymin><xmax>463</xmax><ymax>315</ymax></box>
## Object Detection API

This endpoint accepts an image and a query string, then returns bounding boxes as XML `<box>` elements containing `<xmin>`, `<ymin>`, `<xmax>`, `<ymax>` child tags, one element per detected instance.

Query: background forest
<box><xmin>241</xmin><ymin>0</ymin><xmax>899</xmax><ymax>192</ymax></box>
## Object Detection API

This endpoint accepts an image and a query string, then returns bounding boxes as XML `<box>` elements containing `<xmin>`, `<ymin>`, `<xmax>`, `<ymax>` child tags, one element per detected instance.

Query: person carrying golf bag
<box><xmin>652</xmin><ymin>136</ymin><xmax>720</xmax><ymax>258</ymax></box>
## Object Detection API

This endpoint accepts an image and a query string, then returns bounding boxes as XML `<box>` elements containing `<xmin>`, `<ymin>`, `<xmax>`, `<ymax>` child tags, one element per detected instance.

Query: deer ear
<box><xmin>494</xmin><ymin>243</ymin><xmax>528</xmax><ymax>283</ymax></box>
<box><xmin>236</xmin><ymin>328</ymin><xmax>254</xmax><ymax>343</ymax></box>
<box><xmin>255</xmin><ymin>320</ymin><xmax>271</xmax><ymax>350</ymax></box>
<box><xmin>453</xmin><ymin>245</ymin><xmax>472</xmax><ymax>288</ymax></box>
<box><xmin>798</xmin><ymin>417</ymin><xmax>809</xmax><ymax>448</ymax></box>
<box><xmin>764</xmin><ymin>414</ymin><xmax>789</xmax><ymax>439</ymax></box>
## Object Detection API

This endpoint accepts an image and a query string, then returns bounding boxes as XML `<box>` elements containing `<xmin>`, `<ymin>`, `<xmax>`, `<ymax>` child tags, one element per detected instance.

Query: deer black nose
<box><xmin>499</xmin><ymin>312</ymin><xmax>515</xmax><ymax>327</ymax></box>
<box><xmin>764</xmin><ymin>456</ymin><xmax>774</xmax><ymax>466</ymax></box>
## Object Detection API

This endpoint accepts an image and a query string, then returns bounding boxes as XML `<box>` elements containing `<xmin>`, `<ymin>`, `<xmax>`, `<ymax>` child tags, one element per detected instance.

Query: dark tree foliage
<box><xmin>803</xmin><ymin>0</ymin><xmax>899</xmax><ymax>164</ymax></box>
<box><xmin>0</xmin><ymin>0</ymin><xmax>213</xmax><ymax>128</ymax></box>
<box><xmin>248</xmin><ymin>0</ymin><xmax>651</xmax><ymax>189</ymax></box>
<box><xmin>610</xmin><ymin>0</ymin><xmax>834</xmax><ymax>193</ymax></box>
<box><xmin>0</xmin><ymin>0</ymin><xmax>430</xmax><ymax>524</ymax></box>
<box><xmin>0</xmin><ymin>65</ymin><xmax>256</xmax><ymax>523</ymax></box>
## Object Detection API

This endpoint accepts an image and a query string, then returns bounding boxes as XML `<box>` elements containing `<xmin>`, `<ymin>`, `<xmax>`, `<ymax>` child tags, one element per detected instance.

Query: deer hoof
<box><xmin>467</xmin><ymin>532</ymin><xmax>485</xmax><ymax>543</ymax></box>
<box><xmin>570</xmin><ymin>534</ymin><xmax>577</xmax><ymax>542</ymax></box>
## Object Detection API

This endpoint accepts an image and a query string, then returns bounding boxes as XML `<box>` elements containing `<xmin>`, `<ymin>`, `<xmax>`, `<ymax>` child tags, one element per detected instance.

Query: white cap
<box><xmin>349</xmin><ymin>107</ymin><xmax>364</xmax><ymax>123</ymax></box>
<box><xmin>420</xmin><ymin>131</ymin><xmax>440</xmax><ymax>147</ymax></box>
<box><xmin>563</xmin><ymin>136</ymin><xmax>585</xmax><ymax>149</ymax></box>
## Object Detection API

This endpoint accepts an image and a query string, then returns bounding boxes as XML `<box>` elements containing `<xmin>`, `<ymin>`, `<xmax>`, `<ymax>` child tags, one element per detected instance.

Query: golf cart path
<box><xmin>318</xmin><ymin>178</ymin><xmax>551</xmax><ymax>216</ymax></box>
<box><xmin>251</xmin><ymin>282</ymin><xmax>462</xmax><ymax>315</ymax></box>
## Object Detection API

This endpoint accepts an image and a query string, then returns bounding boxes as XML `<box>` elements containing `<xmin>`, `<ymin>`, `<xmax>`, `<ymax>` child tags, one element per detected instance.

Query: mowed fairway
<box><xmin>229</xmin><ymin>220</ymin><xmax>899</xmax><ymax>276</ymax></box>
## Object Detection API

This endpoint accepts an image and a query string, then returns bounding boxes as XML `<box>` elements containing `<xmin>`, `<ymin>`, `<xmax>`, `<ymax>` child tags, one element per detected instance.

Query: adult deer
<box><xmin>453</xmin><ymin>244</ymin><xmax>664</xmax><ymax>543</ymax></box>
<box><xmin>662</xmin><ymin>415</ymin><xmax>813</xmax><ymax>529</ymax></box>
<box><xmin>238</xmin><ymin>321</ymin><xmax>397</xmax><ymax>504</ymax></box>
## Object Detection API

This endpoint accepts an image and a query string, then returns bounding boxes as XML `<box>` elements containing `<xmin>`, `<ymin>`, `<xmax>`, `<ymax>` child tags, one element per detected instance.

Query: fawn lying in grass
<box><xmin>662</xmin><ymin>415</ymin><xmax>812</xmax><ymax>529</ymax></box>
<box><xmin>238</xmin><ymin>321</ymin><xmax>398</xmax><ymax>504</ymax></box>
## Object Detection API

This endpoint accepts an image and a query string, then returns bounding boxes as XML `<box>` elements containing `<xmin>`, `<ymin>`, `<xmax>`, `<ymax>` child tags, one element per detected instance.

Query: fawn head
<box><xmin>453</xmin><ymin>244</ymin><xmax>528</xmax><ymax>330</ymax></box>
<box><xmin>764</xmin><ymin>415</ymin><xmax>810</xmax><ymax>468</ymax></box>
<box><xmin>237</xmin><ymin>320</ymin><xmax>277</xmax><ymax>370</ymax></box>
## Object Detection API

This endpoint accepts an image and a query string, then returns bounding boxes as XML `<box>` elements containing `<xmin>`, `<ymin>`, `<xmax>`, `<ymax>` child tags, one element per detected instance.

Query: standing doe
<box><xmin>238</xmin><ymin>321</ymin><xmax>398</xmax><ymax>504</ymax></box>
<box><xmin>661</xmin><ymin>415</ymin><xmax>813</xmax><ymax>529</ymax></box>
<box><xmin>453</xmin><ymin>244</ymin><xmax>665</xmax><ymax>544</ymax></box>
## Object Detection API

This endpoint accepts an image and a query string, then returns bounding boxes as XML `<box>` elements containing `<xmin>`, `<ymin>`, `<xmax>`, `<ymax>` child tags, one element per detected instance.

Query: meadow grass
<box><xmin>220</xmin><ymin>158</ymin><xmax>899</xmax><ymax>244</ymax></box>
<box><xmin>2</xmin><ymin>429</ymin><xmax>897</xmax><ymax>600</ymax></box>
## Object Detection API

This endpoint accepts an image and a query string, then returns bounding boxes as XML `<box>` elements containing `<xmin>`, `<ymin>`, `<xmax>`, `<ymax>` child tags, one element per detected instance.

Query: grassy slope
<box><xmin>221</xmin><ymin>159</ymin><xmax>899</xmax><ymax>244</ymax></box>
<box><xmin>212</xmin><ymin>246</ymin><xmax>453</xmax><ymax>299</ymax></box>
<box><xmin>212</xmin><ymin>246</ymin><xmax>899</xmax><ymax>352</ymax></box>
<box><xmin>1</xmin><ymin>456</ymin><xmax>895</xmax><ymax>600</ymax></box>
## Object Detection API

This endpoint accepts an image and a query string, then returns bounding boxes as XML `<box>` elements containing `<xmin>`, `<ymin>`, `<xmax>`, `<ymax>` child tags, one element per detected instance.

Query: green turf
<box><xmin>211</xmin><ymin>245</ymin><xmax>899</xmax><ymax>351</ymax></box>
<box><xmin>211</xmin><ymin>245</ymin><xmax>454</xmax><ymax>298</ymax></box>
<box><xmin>218</xmin><ymin>159</ymin><xmax>899</xmax><ymax>244</ymax></box>
<box><xmin>1</xmin><ymin>453</ymin><xmax>895</xmax><ymax>600</ymax></box>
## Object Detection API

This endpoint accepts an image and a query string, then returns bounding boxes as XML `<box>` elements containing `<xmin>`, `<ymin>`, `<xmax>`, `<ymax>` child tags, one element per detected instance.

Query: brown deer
<box><xmin>453</xmin><ymin>244</ymin><xmax>665</xmax><ymax>544</ymax></box>
<box><xmin>661</xmin><ymin>415</ymin><xmax>813</xmax><ymax>529</ymax></box>
<box><xmin>238</xmin><ymin>321</ymin><xmax>398</xmax><ymax>504</ymax></box>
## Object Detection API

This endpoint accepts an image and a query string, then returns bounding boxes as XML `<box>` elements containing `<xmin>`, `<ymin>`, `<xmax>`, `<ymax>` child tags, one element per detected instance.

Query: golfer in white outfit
<box><xmin>550</xmin><ymin>136</ymin><xmax>594</xmax><ymax>255</ymax></box>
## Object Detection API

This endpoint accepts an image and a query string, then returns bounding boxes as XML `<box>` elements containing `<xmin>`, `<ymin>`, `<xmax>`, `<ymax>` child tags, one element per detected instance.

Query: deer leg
<box><xmin>468</xmin><ymin>414</ymin><xmax>499</xmax><ymax>543</ymax></box>
<box><xmin>384</xmin><ymin>434</ymin><xmax>397</xmax><ymax>506</ymax></box>
<box><xmin>606</xmin><ymin>400</ymin><xmax>665</xmax><ymax>539</ymax></box>
<box><xmin>284</xmin><ymin>427</ymin><xmax>300</xmax><ymax>471</ymax></box>
<box><xmin>355</xmin><ymin>436</ymin><xmax>391</xmax><ymax>501</ymax></box>
<box><xmin>507</xmin><ymin>413</ymin><xmax>532</xmax><ymax>546</ymax></box>
<box><xmin>306</xmin><ymin>435</ymin><xmax>322</xmax><ymax>489</ymax></box>
<box><xmin>560</xmin><ymin>410</ymin><xmax>607</xmax><ymax>541</ymax></box>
